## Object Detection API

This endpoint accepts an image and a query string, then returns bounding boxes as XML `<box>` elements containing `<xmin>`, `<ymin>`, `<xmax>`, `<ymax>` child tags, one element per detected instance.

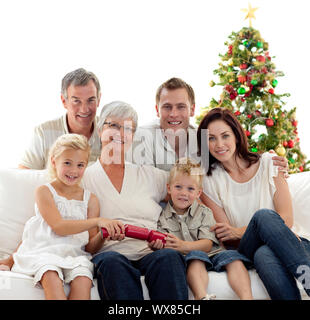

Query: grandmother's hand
<box><xmin>210</xmin><ymin>223</ymin><xmax>241</xmax><ymax>242</ymax></box>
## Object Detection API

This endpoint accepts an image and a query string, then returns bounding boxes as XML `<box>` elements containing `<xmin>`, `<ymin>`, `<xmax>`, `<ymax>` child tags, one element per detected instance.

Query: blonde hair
<box><xmin>168</xmin><ymin>158</ymin><xmax>205</xmax><ymax>188</ymax></box>
<box><xmin>47</xmin><ymin>133</ymin><xmax>91</xmax><ymax>181</ymax></box>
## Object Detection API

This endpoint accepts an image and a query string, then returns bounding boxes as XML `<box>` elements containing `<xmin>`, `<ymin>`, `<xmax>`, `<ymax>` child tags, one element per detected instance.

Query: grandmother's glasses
<box><xmin>103</xmin><ymin>121</ymin><xmax>134</xmax><ymax>134</ymax></box>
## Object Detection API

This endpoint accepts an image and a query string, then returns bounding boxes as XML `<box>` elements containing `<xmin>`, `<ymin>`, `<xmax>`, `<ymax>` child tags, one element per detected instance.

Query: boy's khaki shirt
<box><xmin>158</xmin><ymin>200</ymin><xmax>224</xmax><ymax>257</ymax></box>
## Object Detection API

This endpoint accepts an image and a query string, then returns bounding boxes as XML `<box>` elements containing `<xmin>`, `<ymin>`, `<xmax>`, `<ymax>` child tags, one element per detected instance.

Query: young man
<box><xmin>19</xmin><ymin>68</ymin><xmax>102</xmax><ymax>169</ymax></box>
<box><xmin>128</xmin><ymin>77</ymin><xmax>198</xmax><ymax>171</ymax></box>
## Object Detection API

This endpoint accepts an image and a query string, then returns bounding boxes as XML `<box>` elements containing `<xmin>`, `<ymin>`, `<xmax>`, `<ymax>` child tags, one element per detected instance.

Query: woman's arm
<box><xmin>84</xmin><ymin>194</ymin><xmax>125</xmax><ymax>254</ymax></box>
<box><xmin>273</xmin><ymin>171</ymin><xmax>293</xmax><ymax>228</ymax></box>
<box><xmin>200</xmin><ymin>192</ymin><xmax>246</xmax><ymax>242</ymax></box>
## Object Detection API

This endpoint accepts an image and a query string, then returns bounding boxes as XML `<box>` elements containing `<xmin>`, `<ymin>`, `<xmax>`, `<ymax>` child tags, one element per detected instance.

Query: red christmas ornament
<box><xmin>292</xmin><ymin>120</ymin><xmax>298</xmax><ymax>127</ymax></box>
<box><xmin>240</xmin><ymin>63</ymin><xmax>248</xmax><ymax>70</ymax></box>
<box><xmin>234</xmin><ymin>111</ymin><xmax>241</xmax><ymax>116</ymax></box>
<box><xmin>245</xmin><ymin>130</ymin><xmax>251</xmax><ymax>137</ymax></box>
<box><xmin>299</xmin><ymin>166</ymin><xmax>304</xmax><ymax>172</ymax></box>
<box><xmin>266</xmin><ymin>118</ymin><xmax>274</xmax><ymax>127</ymax></box>
<box><xmin>247</xmin><ymin>114</ymin><xmax>252</xmax><ymax>119</ymax></box>
<box><xmin>237</xmin><ymin>74</ymin><xmax>247</xmax><ymax>83</ymax></box>
<box><xmin>256</xmin><ymin>55</ymin><xmax>266</xmax><ymax>63</ymax></box>
<box><xmin>283</xmin><ymin>141</ymin><xmax>288</xmax><ymax>147</ymax></box>
<box><xmin>228</xmin><ymin>45</ymin><xmax>233</xmax><ymax>55</ymax></box>
<box><xmin>261</xmin><ymin>67</ymin><xmax>268</xmax><ymax>74</ymax></box>
<box><xmin>287</xmin><ymin>140</ymin><xmax>294</xmax><ymax>148</ymax></box>
<box><xmin>268</xmin><ymin>88</ymin><xmax>274</xmax><ymax>94</ymax></box>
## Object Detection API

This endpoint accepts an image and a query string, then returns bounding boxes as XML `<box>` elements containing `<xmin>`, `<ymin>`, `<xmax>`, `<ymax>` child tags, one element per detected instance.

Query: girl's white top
<box><xmin>202</xmin><ymin>152</ymin><xmax>310</xmax><ymax>240</ymax></box>
<box><xmin>12</xmin><ymin>183</ymin><xmax>93</xmax><ymax>275</ymax></box>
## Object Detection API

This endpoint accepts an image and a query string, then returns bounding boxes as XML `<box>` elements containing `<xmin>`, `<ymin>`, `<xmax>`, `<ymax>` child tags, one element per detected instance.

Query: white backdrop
<box><xmin>0</xmin><ymin>0</ymin><xmax>309</xmax><ymax>168</ymax></box>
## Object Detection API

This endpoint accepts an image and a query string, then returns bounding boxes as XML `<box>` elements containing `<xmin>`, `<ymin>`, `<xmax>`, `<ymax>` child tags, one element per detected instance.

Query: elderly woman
<box><xmin>82</xmin><ymin>101</ymin><xmax>188</xmax><ymax>300</ymax></box>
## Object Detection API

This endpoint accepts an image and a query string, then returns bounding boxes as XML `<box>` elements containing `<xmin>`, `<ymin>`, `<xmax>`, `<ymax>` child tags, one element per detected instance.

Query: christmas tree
<box><xmin>197</xmin><ymin>5</ymin><xmax>309</xmax><ymax>173</ymax></box>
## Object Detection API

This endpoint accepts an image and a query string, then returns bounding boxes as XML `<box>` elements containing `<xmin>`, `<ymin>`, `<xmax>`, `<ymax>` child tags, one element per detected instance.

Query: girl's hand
<box><xmin>164</xmin><ymin>234</ymin><xmax>186</xmax><ymax>252</ymax></box>
<box><xmin>210</xmin><ymin>222</ymin><xmax>241</xmax><ymax>242</ymax></box>
<box><xmin>97</xmin><ymin>218</ymin><xmax>125</xmax><ymax>241</ymax></box>
<box><xmin>148</xmin><ymin>239</ymin><xmax>165</xmax><ymax>251</ymax></box>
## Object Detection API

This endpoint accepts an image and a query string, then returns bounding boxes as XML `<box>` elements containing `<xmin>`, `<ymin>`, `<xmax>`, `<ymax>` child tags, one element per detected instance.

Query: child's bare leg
<box><xmin>187</xmin><ymin>260</ymin><xmax>208</xmax><ymax>300</ymax></box>
<box><xmin>68</xmin><ymin>276</ymin><xmax>92</xmax><ymax>300</ymax></box>
<box><xmin>40</xmin><ymin>270</ymin><xmax>67</xmax><ymax>300</ymax></box>
<box><xmin>225</xmin><ymin>260</ymin><xmax>253</xmax><ymax>300</ymax></box>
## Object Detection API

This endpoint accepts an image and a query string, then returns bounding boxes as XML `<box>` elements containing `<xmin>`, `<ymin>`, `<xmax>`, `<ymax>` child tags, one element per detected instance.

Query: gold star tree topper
<box><xmin>241</xmin><ymin>3</ymin><xmax>258</xmax><ymax>27</ymax></box>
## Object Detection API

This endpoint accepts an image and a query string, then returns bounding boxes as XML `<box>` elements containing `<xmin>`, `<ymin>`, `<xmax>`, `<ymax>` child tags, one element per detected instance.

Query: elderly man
<box><xmin>19</xmin><ymin>68</ymin><xmax>102</xmax><ymax>169</ymax></box>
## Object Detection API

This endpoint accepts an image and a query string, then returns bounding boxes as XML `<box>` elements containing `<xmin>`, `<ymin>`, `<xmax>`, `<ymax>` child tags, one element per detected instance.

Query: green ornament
<box><xmin>288</xmin><ymin>157</ymin><xmax>295</xmax><ymax>163</ymax></box>
<box><xmin>228</xmin><ymin>67</ymin><xmax>233</xmax><ymax>72</ymax></box>
<box><xmin>257</xmin><ymin>41</ymin><xmax>263</xmax><ymax>48</ymax></box>
<box><xmin>272</xmin><ymin>79</ymin><xmax>278</xmax><ymax>87</ymax></box>
<box><xmin>243</xmin><ymin>40</ymin><xmax>249</xmax><ymax>47</ymax></box>
<box><xmin>237</xmin><ymin>87</ymin><xmax>246</xmax><ymax>95</ymax></box>
<box><xmin>251</xmin><ymin>148</ymin><xmax>258</xmax><ymax>153</ymax></box>
<box><xmin>251</xmin><ymin>79</ymin><xmax>258</xmax><ymax>85</ymax></box>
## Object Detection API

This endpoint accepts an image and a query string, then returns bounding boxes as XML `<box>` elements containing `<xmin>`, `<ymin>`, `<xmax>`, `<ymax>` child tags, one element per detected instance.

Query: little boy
<box><xmin>149</xmin><ymin>158</ymin><xmax>253</xmax><ymax>300</ymax></box>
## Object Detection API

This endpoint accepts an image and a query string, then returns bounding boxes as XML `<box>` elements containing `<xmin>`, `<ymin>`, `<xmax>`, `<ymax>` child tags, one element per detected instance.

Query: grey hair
<box><xmin>98</xmin><ymin>101</ymin><xmax>138</xmax><ymax>132</ymax></box>
<box><xmin>61</xmin><ymin>68</ymin><xmax>101</xmax><ymax>99</ymax></box>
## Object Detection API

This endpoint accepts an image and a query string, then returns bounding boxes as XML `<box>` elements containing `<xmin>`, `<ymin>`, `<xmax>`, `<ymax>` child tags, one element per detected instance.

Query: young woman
<box><xmin>197</xmin><ymin>107</ymin><xmax>310</xmax><ymax>300</ymax></box>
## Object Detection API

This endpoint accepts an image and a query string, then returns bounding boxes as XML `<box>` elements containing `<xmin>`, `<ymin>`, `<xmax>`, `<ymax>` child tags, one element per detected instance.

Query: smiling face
<box><xmin>52</xmin><ymin>148</ymin><xmax>88</xmax><ymax>186</ymax></box>
<box><xmin>156</xmin><ymin>88</ymin><xmax>195</xmax><ymax>132</ymax></box>
<box><xmin>99</xmin><ymin>117</ymin><xmax>135</xmax><ymax>164</ymax></box>
<box><xmin>168</xmin><ymin>173</ymin><xmax>202</xmax><ymax>214</ymax></box>
<box><xmin>61</xmin><ymin>80</ymin><xmax>100</xmax><ymax>134</ymax></box>
<box><xmin>207</xmin><ymin>120</ymin><xmax>237</xmax><ymax>164</ymax></box>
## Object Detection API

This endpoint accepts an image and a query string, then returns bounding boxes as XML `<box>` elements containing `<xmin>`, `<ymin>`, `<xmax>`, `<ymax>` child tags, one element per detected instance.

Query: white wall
<box><xmin>1</xmin><ymin>0</ymin><xmax>309</xmax><ymax>168</ymax></box>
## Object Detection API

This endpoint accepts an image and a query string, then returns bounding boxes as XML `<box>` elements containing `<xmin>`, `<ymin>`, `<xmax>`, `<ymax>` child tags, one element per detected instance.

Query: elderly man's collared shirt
<box><xmin>158</xmin><ymin>200</ymin><xmax>224</xmax><ymax>256</ymax></box>
<box><xmin>20</xmin><ymin>115</ymin><xmax>101</xmax><ymax>169</ymax></box>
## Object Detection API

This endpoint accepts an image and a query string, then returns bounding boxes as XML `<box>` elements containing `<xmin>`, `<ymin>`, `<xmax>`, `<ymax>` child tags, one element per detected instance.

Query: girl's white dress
<box><xmin>12</xmin><ymin>183</ymin><xmax>93</xmax><ymax>285</ymax></box>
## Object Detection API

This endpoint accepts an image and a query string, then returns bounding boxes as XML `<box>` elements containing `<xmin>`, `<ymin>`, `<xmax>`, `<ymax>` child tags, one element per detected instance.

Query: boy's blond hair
<box><xmin>168</xmin><ymin>158</ymin><xmax>205</xmax><ymax>188</ymax></box>
<box><xmin>47</xmin><ymin>133</ymin><xmax>91</xmax><ymax>181</ymax></box>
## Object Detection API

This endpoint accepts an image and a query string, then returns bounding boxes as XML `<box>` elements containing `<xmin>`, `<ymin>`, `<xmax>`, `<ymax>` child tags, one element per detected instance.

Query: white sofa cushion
<box><xmin>0</xmin><ymin>168</ymin><xmax>309</xmax><ymax>300</ymax></box>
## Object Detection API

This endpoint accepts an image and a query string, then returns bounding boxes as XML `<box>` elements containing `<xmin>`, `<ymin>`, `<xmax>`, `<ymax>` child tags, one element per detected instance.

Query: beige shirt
<box><xmin>82</xmin><ymin>160</ymin><xmax>169</xmax><ymax>261</ymax></box>
<box><xmin>20</xmin><ymin>114</ymin><xmax>101</xmax><ymax>169</ymax></box>
<box><xmin>157</xmin><ymin>200</ymin><xmax>224</xmax><ymax>257</ymax></box>
<box><xmin>127</xmin><ymin>119</ymin><xmax>199</xmax><ymax>172</ymax></box>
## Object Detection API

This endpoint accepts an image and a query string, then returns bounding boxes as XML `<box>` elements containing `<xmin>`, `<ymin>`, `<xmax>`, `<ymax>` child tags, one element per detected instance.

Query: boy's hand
<box><xmin>164</xmin><ymin>234</ymin><xmax>186</xmax><ymax>252</ymax></box>
<box><xmin>148</xmin><ymin>239</ymin><xmax>165</xmax><ymax>250</ymax></box>
<box><xmin>98</xmin><ymin>218</ymin><xmax>125</xmax><ymax>241</ymax></box>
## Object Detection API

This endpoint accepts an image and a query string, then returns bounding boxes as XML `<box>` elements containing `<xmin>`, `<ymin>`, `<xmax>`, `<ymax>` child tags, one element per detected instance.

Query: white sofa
<box><xmin>0</xmin><ymin>168</ymin><xmax>309</xmax><ymax>300</ymax></box>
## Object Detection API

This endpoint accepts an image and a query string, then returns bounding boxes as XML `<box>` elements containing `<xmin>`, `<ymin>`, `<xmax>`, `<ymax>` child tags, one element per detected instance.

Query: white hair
<box><xmin>98</xmin><ymin>101</ymin><xmax>138</xmax><ymax>132</ymax></box>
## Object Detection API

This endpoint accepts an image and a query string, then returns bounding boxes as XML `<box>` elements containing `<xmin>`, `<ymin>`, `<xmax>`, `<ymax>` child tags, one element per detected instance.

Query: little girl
<box><xmin>12</xmin><ymin>133</ymin><xmax>125</xmax><ymax>300</ymax></box>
